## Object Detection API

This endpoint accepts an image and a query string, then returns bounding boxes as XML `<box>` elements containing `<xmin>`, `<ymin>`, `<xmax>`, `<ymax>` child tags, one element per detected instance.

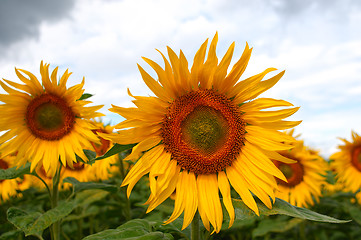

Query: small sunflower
<box><xmin>330</xmin><ymin>131</ymin><xmax>361</xmax><ymax>193</ymax></box>
<box><xmin>101</xmin><ymin>33</ymin><xmax>301</xmax><ymax>232</ymax></box>
<box><xmin>273</xmin><ymin>133</ymin><xmax>327</xmax><ymax>207</ymax></box>
<box><xmin>61</xmin><ymin>162</ymin><xmax>95</xmax><ymax>186</ymax></box>
<box><xmin>0</xmin><ymin>62</ymin><xmax>103</xmax><ymax>177</ymax></box>
<box><xmin>0</xmin><ymin>154</ymin><xmax>20</xmax><ymax>202</ymax></box>
<box><xmin>89</xmin><ymin>120</ymin><xmax>118</xmax><ymax>180</ymax></box>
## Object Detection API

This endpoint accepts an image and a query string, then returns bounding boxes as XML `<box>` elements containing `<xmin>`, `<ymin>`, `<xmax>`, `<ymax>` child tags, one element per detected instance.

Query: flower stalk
<box><xmin>191</xmin><ymin>211</ymin><xmax>200</xmax><ymax>240</ymax></box>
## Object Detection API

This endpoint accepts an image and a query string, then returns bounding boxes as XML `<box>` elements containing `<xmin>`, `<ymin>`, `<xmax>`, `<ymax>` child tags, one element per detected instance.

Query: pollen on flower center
<box><xmin>182</xmin><ymin>106</ymin><xmax>229</xmax><ymax>155</ymax></box>
<box><xmin>162</xmin><ymin>89</ymin><xmax>246</xmax><ymax>175</ymax></box>
<box><xmin>351</xmin><ymin>146</ymin><xmax>361</xmax><ymax>171</ymax></box>
<box><xmin>26</xmin><ymin>93</ymin><xmax>75</xmax><ymax>141</ymax></box>
<box><xmin>0</xmin><ymin>159</ymin><xmax>9</xmax><ymax>183</ymax></box>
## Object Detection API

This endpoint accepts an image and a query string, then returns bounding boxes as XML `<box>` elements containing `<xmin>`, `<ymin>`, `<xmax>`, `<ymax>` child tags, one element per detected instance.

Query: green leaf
<box><xmin>7</xmin><ymin>190</ymin><xmax>108</xmax><ymax>238</ymax></box>
<box><xmin>342</xmin><ymin>202</ymin><xmax>361</xmax><ymax>225</ymax></box>
<box><xmin>232</xmin><ymin>197</ymin><xmax>350</xmax><ymax>223</ymax></box>
<box><xmin>6</xmin><ymin>208</ymin><xmax>43</xmax><ymax>239</ymax></box>
<box><xmin>63</xmin><ymin>177</ymin><xmax>118</xmax><ymax>193</ymax></box>
<box><xmin>0</xmin><ymin>162</ymin><xmax>31</xmax><ymax>180</ymax></box>
<box><xmin>87</xmin><ymin>143</ymin><xmax>136</xmax><ymax>165</ymax></box>
<box><xmin>74</xmin><ymin>189</ymin><xmax>109</xmax><ymax>206</ymax></box>
<box><xmin>78</xmin><ymin>93</ymin><xmax>93</xmax><ymax>100</ymax></box>
<box><xmin>252</xmin><ymin>217</ymin><xmax>303</xmax><ymax>237</ymax></box>
<box><xmin>0</xmin><ymin>230</ymin><xmax>22</xmax><ymax>240</ymax></box>
<box><xmin>82</xmin><ymin>219</ymin><xmax>174</xmax><ymax>240</ymax></box>
<box><xmin>76</xmin><ymin>149</ymin><xmax>97</xmax><ymax>163</ymax></box>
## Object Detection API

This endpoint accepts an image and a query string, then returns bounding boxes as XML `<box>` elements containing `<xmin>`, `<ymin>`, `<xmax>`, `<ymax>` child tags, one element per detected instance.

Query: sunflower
<box><xmin>100</xmin><ymin>33</ymin><xmax>301</xmax><ymax>232</ymax></box>
<box><xmin>0</xmin><ymin>154</ymin><xmax>20</xmax><ymax>202</ymax></box>
<box><xmin>272</xmin><ymin>132</ymin><xmax>327</xmax><ymax>207</ymax></box>
<box><xmin>330</xmin><ymin>131</ymin><xmax>361</xmax><ymax>193</ymax></box>
<box><xmin>61</xmin><ymin>162</ymin><xmax>96</xmax><ymax>187</ymax></box>
<box><xmin>89</xmin><ymin>120</ymin><xmax>119</xmax><ymax>180</ymax></box>
<box><xmin>0</xmin><ymin>62</ymin><xmax>104</xmax><ymax>177</ymax></box>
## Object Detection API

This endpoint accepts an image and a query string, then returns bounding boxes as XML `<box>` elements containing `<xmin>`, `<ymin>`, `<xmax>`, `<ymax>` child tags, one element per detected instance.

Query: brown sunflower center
<box><xmin>274</xmin><ymin>160</ymin><xmax>304</xmax><ymax>187</ymax></box>
<box><xmin>66</xmin><ymin>162</ymin><xmax>85</xmax><ymax>172</ymax></box>
<box><xmin>162</xmin><ymin>89</ymin><xmax>246</xmax><ymax>175</ymax></box>
<box><xmin>91</xmin><ymin>129</ymin><xmax>111</xmax><ymax>156</ymax></box>
<box><xmin>26</xmin><ymin>93</ymin><xmax>75</xmax><ymax>141</ymax></box>
<box><xmin>0</xmin><ymin>159</ymin><xmax>9</xmax><ymax>183</ymax></box>
<box><xmin>351</xmin><ymin>146</ymin><xmax>361</xmax><ymax>171</ymax></box>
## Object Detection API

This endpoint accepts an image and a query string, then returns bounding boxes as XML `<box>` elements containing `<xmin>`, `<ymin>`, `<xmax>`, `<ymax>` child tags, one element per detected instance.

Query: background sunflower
<box><xmin>273</xmin><ymin>132</ymin><xmax>328</xmax><ymax>207</ymax></box>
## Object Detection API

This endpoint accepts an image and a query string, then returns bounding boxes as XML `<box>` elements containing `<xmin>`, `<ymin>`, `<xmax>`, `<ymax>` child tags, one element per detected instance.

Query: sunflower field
<box><xmin>0</xmin><ymin>34</ymin><xmax>360</xmax><ymax>240</ymax></box>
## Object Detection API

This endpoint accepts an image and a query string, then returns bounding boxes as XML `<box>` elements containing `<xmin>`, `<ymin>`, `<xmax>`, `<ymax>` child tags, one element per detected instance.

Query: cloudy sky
<box><xmin>0</xmin><ymin>0</ymin><xmax>360</xmax><ymax>157</ymax></box>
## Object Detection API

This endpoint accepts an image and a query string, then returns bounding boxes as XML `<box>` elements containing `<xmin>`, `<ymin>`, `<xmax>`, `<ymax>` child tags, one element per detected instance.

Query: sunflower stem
<box><xmin>118</xmin><ymin>154</ymin><xmax>131</xmax><ymax>221</ymax></box>
<box><xmin>191</xmin><ymin>211</ymin><xmax>200</xmax><ymax>240</ymax></box>
<box><xmin>50</xmin><ymin>165</ymin><xmax>62</xmax><ymax>240</ymax></box>
<box><xmin>299</xmin><ymin>220</ymin><xmax>306</xmax><ymax>240</ymax></box>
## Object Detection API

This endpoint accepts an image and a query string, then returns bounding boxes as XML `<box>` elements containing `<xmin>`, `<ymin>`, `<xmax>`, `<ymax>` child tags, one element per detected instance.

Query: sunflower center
<box><xmin>182</xmin><ymin>106</ymin><xmax>228</xmax><ymax>154</ymax></box>
<box><xmin>66</xmin><ymin>162</ymin><xmax>85</xmax><ymax>172</ymax></box>
<box><xmin>26</xmin><ymin>94</ymin><xmax>75</xmax><ymax>141</ymax></box>
<box><xmin>275</xmin><ymin>161</ymin><xmax>304</xmax><ymax>187</ymax></box>
<box><xmin>0</xmin><ymin>159</ymin><xmax>9</xmax><ymax>183</ymax></box>
<box><xmin>162</xmin><ymin>89</ymin><xmax>246</xmax><ymax>175</ymax></box>
<box><xmin>91</xmin><ymin>129</ymin><xmax>111</xmax><ymax>156</ymax></box>
<box><xmin>279</xmin><ymin>164</ymin><xmax>293</xmax><ymax>179</ymax></box>
<box><xmin>351</xmin><ymin>146</ymin><xmax>361</xmax><ymax>171</ymax></box>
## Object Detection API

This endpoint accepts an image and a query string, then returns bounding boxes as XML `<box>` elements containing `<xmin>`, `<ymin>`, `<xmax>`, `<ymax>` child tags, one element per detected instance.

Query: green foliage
<box><xmin>63</xmin><ymin>177</ymin><xmax>118</xmax><ymax>193</ymax></box>
<box><xmin>78</xmin><ymin>93</ymin><xmax>93</xmax><ymax>101</ymax></box>
<box><xmin>83</xmin><ymin>219</ymin><xmax>174</xmax><ymax>240</ymax></box>
<box><xmin>6</xmin><ymin>190</ymin><xmax>108</xmax><ymax>239</ymax></box>
<box><xmin>86</xmin><ymin>143</ymin><xmax>136</xmax><ymax>165</ymax></box>
<box><xmin>0</xmin><ymin>144</ymin><xmax>356</xmax><ymax>240</ymax></box>
<box><xmin>0</xmin><ymin>162</ymin><xmax>31</xmax><ymax>180</ymax></box>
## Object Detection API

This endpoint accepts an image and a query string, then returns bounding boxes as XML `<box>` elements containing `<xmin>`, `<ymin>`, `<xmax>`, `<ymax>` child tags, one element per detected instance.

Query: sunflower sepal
<box><xmin>75</xmin><ymin>149</ymin><xmax>97</xmax><ymax>164</ymax></box>
<box><xmin>84</xmin><ymin>143</ymin><xmax>136</xmax><ymax>165</ymax></box>
<box><xmin>78</xmin><ymin>93</ymin><xmax>93</xmax><ymax>101</ymax></box>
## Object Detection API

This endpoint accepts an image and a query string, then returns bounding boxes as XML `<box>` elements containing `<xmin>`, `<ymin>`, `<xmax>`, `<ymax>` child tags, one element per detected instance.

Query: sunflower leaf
<box><xmin>0</xmin><ymin>162</ymin><xmax>31</xmax><ymax>180</ymax></box>
<box><xmin>82</xmin><ymin>219</ymin><xmax>174</xmax><ymax>240</ymax></box>
<box><xmin>86</xmin><ymin>143</ymin><xmax>136</xmax><ymax>165</ymax></box>
<box><xmin>232</xmin><ymin>197</ymin><xmax>350</xmax><ymax>223</ymax></box>
<box><xmin>78</xmin><ymin>93</ymin><xmax>93</xmax><ymax>100</ymax></box>
<box><xmin>63</xmin><ymin>177</ymin><xmax>118</xmax><ymax>193</ymax></box>
<box><xmin>6</xmin><ymin>190</ymin><xmax>108</xmax><ymax>238</ymax></box>
<box><xmin>252</xmin><ymin>217</ymin><xmax>303</xmax><ymax>237</ymax></box>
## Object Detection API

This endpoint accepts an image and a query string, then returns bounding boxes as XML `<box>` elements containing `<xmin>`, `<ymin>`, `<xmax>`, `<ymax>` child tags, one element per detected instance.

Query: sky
<box><xmin>0</xmin><ymin>0</ymin><xmax>360</xmax><ymax>157</ymax></box>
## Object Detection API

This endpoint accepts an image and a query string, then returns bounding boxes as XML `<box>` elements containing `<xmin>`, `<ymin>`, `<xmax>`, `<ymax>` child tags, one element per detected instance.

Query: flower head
<box><xmin>0</xmin><ymin>62</ymin><xmax>103</xmax><ymax>176</ymax></box>
<box><xmin>272</xmin><ymin>131</ymin><xmax>327</xmax><ymax>207</ymax></box>
<box><xmin>330</xmin><ymin>131</ymin><xmax>361</xmax><ymax>193</ymax></box>
<box><xmin>0</xmin><ymin>154</ymin><xmax>20</xmax><ymax>202</ymax></box>
<box><xmin>101</xmin><ymin>33</ymin><xmax>301</xmax><ymax>232</ymax></box>
<box><xmin>89</xmin><ymin>120</ymin><xmax>119</xmax><ymax>180</ymax></box>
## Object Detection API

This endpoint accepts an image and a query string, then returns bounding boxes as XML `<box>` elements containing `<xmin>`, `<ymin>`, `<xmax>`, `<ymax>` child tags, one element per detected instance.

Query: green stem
<box><xmin>118</xmin><ymin>155</ymin><xmax>131</xmax><ymax>221</ymax></box>
<box><xmin>299</xmin><ymin>220</ymin><xmax>306</xmax><ymax>240</ymax></box>
<box><xmin>191</xmin><ymin>211</ymin><xmax>200</xmax><ymax>240</ymax></box>
<box><xmin>33</xmin><ymin>172</ymin><xmax>51</xmax><ymax>197</ymax></box>
<box><xmin>50</xmin><ymin>165</ymin><xmax>62</xmax><ymax>240</ymax></box>
<box><xmin>76</xmin><ymin>207</ymin><xmax>83</xmax><ymax>240</ymax></box>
